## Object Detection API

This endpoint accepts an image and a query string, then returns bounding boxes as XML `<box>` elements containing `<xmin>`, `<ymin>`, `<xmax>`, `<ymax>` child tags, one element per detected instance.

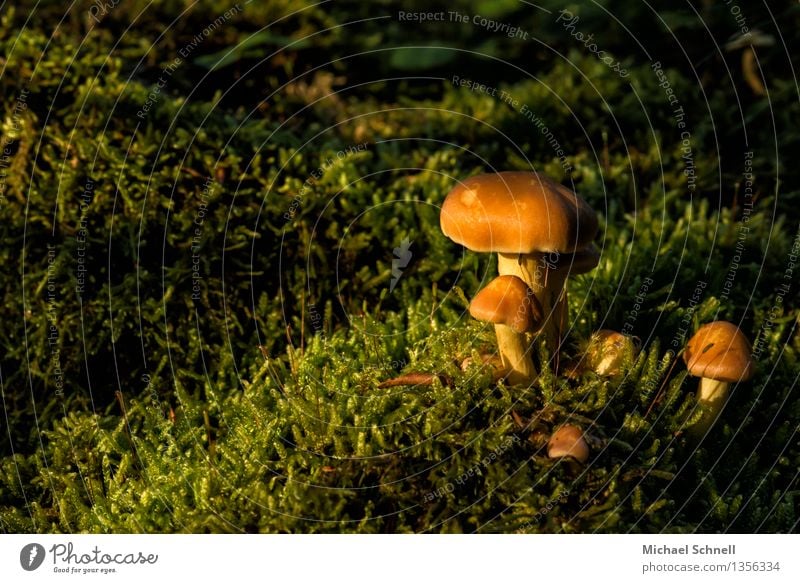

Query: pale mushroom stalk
<box><xmin>494</xmin><ymin>323</ymin><xmax>537</xmax><ymax>385</ymax></box>
<box><xmin>497</xmin><ymin>252</ymin><xmax>566</xmax><ymax>350</ymax></box>
<box><xmin>697</xmin><ymin>378</ymin><xmax>730</xmax><ymax>413</ymax></box>
<box><xmin>691</xmin><ymin>378</ymin><xmax>734</xmax><ymax>435</ymax></box>
<box><xmin>497</xmin><ymin>245</ymin><xmax>598</xmax><ymax>351</ymax></box>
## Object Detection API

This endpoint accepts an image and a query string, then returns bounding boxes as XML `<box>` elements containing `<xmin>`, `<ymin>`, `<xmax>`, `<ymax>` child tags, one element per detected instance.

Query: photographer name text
<box><xmin>643</xmin><ymin>544</ymin><xmax>736</xmax><ymax>555</ymax></box>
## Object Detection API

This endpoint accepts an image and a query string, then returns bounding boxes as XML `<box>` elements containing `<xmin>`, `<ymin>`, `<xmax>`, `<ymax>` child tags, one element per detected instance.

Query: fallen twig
<box><xmin>377</xmin><ymin>373</ymin><xmax>452</xmax><ymax>388</ymax></box>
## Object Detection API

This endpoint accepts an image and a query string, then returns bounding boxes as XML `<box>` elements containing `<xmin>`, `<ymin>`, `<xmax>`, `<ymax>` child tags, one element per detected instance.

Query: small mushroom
<box><xmin>547</xmin><ymin>424</ymin><xmax>589</xmax><ymax>463</ymax></box>
<box><xmin>586</xmin><ymin>329</ymin><xmax>639</xmax><ymax>376</ymax></box>
<box><xmin>725</xmin><ymin>30</ymin><xmax>775</xmax><ymax>96</ymax></box>
<box><xmin>441</xmin><ymin>171</ymin><xmax>599</xmax><ymax>351</ymax></box>
<box><xmin>469</xmin><ymin>275</ymin><xmax>543</xmax><ymax>385</ymax></box>
<box><xmin>683</xmin><ymin>321</ymin><xmax>754</xmax><ymax>433</ymax></box>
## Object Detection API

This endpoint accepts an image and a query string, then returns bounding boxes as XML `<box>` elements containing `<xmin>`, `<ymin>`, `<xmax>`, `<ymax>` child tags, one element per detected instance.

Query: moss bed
<box><xmin>1</xmin><ymin>0</ymin><xmax>799</xmax><ymax>532</ymax></box>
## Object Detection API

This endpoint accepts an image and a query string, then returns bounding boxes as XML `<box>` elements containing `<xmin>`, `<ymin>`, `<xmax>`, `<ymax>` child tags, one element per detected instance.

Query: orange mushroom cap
<box><xmin>683</xmin><ymin>321</ymin><xmax>754</xmax><ymax>383</ymax></box>
<box><xmin>469</xmin><ymin>275</ymin><xmax>543</xmax><ymax>334</ymax></box>
<box><xmin>440</xmin><ymin>171</ymin><xmax>598</xmax><ymax>255</ymax></box>
<box><xmin>547</xmin><ymin>425</ymin><xmax>590</xmax><ymax>463</ymax></box>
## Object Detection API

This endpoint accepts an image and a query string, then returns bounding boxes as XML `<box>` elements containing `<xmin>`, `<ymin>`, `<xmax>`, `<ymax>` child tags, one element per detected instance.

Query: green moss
<box><xmin>1</xmin><ymin>0</ymin><xmax>798</xmax><ymax>532</ymax></box>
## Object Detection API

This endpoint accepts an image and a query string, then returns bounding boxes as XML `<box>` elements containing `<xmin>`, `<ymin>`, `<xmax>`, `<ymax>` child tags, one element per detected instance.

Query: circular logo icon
<box><xmin>20</xmin><ymin>543</ymin><xmax>46</xmax><ymax>571</ymax></box>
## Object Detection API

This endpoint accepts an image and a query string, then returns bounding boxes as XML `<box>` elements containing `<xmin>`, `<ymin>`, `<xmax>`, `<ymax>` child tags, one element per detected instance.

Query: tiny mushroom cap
<box><xmin>725</xmin><ymin>29</ymin><xmax>776</xmax><ymax>51</ymax></box>
<box><xmin>587</xmin><ymin>329</ymin><xmax>638</xmax><ymax>376</ymax></box>
<box><xmin>440</xmin><ymin>171</ymin><xmax>598</xmax><ymax>255</ymax></box>
<box><xmin>469</xmin><ymin>275</ymin><xmax>543</xmax><ymax>334</ymax></box>
<box><xmin>683</xmin><ymin>321</ymin><xmax>754</xmax><ymax>383</ymax></box>
<box><xmin>547</xmin><ymin>425</ymin><xmax>590</xmax><ymax>463</ymax></box>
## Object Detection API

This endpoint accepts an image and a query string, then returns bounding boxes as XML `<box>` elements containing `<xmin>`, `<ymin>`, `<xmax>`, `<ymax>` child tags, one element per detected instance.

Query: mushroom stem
<box><xmin>692</xmin><ymin>378</ymin><xmax>730</xmax><ymax>434</ymax></box>
<box><xmin>742</xmin><ymin>46</ymin><xmax>766</xmax><ymax>96</ymax></box>
<box><xmin>497</xmin><ymin>252</ymin><xmax>566</xmax><ymax>351</ymax></box>
<box><xmin>494</xmin><ymin>323</ymin><xmax>537</xmax><ymax>385</ymax></box>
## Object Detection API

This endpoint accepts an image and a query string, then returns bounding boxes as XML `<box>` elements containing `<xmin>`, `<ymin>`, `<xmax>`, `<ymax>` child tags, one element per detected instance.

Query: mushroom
<box><xmin>547</xmin><ymin>424</ymin><xmax>589</xmax><ymax>463</ymax></box>
<box><xmin>469</xmin><ymin>275</ymin><xmax>543</xmax><ymax>385</ymax></box>
<box><xmin>725</xmin><ymin>30</ymin><xmax>775</xmax><ymax>96</ymax></box>
<box><xmin>585</xmin><ymin>329</ymin><xmax>639</xmax><ymax>376</ymax></box>
<box><xmin>683</xmin><ymin>321</ymin><xmax>754</xmax><ymax>433</ymax></box>
<box><xmin>441</xmin><ymin>171</ymin><xmax>599</xmax><ymax>351</ymax></box>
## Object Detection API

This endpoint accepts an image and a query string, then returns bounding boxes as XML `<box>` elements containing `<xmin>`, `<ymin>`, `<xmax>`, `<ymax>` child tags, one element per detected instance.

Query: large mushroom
<box><xmin>441</xmin><ymin>171</ymin><xmax>599</xmax><ymax>351</ymax></box>
<box><xmin>683</xmin><ymin>321</ymin><xmax>753</xmax><ymax>433</ymax></box>
<box><xmin>469</xmin><ymin>275</ymin><xmax>543</xmax><ymax>385</ymax></box>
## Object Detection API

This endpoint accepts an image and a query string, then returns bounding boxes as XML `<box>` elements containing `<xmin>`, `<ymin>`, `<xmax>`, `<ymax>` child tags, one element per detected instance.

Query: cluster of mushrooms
<box><xmin>440</xmin><ymin>171</ymin><xmax>755</xmax><ymax>463</ymax></box>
